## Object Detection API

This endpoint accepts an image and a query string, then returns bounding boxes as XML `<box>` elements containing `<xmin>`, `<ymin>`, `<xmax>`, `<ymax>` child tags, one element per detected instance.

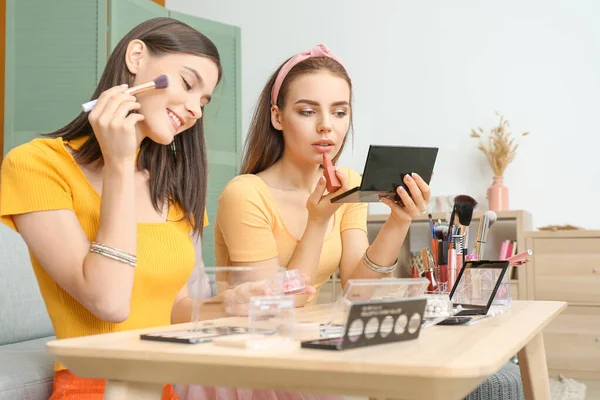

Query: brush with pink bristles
<box><xmin>82</xmin><ymin>74</ymin><xmax>170</xmax><ymax>112</ymax></box>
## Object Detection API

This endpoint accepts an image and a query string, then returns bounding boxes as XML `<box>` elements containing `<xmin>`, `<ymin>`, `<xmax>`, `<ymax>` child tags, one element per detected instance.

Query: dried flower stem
<box><xmin>470</xmin><ymin>112</ymin><xmax>529</xmax><ymax>176</ymax></box>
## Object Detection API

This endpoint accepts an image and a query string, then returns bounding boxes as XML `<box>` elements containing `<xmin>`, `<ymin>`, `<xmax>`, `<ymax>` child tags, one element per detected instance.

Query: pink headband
<box><xmin>270</xmin><ymin>44</ymin><xmax>348</xmax><ymax>105</ymax></box>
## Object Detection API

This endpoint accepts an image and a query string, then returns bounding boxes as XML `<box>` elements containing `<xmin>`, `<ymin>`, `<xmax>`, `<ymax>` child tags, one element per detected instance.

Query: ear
<box><xmin>124</xmin><ymin>39</ymin><xmax>147</xmax><ymax>76</ymax></box>
<box><xmin>270</xmin><ymin>105</ymin><xmax>283</xmax><ymax>131</ymax></box>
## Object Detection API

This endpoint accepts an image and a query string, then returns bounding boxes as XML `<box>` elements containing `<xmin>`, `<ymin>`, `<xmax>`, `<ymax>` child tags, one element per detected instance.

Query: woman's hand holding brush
<box><xmin>88</xmin><ymin>84</ymin><xmax>145</xmax><ymax>165</ymax></box>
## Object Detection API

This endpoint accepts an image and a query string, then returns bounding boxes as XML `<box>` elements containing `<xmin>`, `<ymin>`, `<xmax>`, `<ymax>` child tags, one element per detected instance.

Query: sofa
<box><xmin>0</xmin><ymin>223</ymin><xmax>55</xmax><ymax>399</ymax></box>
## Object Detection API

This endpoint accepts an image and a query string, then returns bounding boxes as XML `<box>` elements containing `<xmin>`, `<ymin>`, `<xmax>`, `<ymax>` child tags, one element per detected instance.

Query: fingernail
<box><xmin>319</xmin><ymin>176</ymin><xmax>325</xmax><ymax>184</ymax></box>
<box><xmin>398</xmin><ymin>186</ymin><xmax>405</xmax><ymax>191</ymax></box>
<box><xmin>121</xmin><ymin>84</ymin><xmax>129</xmax><ymax>88</ymax></box>
<box><xmin>405</xmin><ymin>174</ymin><xmax>413</xmax><ymax>181</ymax></box>
<box><xmin>411</xmin><ymin>172</ymin><xmax>419</xmax><ymax>179</ymax></box>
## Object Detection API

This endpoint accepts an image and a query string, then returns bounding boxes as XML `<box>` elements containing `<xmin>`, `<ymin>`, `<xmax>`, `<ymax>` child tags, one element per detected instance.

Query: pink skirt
<box><xmin>175</xmin><ymin>385</ymin><xmax>343</xmax><ymax>400</ymax></box>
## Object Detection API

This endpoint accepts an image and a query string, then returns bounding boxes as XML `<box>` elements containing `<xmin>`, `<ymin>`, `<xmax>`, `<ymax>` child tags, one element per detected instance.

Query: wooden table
<box><xmin>46</xmin><ymin>300</ymin><xmax>566</xmax><ymax>400</ymax></box>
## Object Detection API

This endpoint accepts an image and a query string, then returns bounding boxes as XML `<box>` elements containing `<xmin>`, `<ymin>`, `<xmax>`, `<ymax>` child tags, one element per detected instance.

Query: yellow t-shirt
<box><xmin>214</xmin><ymin>168</ymin><xmax>368</xmax><ymax>304</ymax></box>
<box><xmin>0</xmin><ymin>137</ymin><xmax>204</xmax><ymax>371</ymax></box>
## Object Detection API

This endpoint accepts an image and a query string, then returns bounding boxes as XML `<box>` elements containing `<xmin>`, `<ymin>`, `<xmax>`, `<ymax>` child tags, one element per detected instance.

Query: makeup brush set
<box><xmin>417</xmin><ymin>195</ymin><xmax>533</xmax><ymax>295</ymax></box>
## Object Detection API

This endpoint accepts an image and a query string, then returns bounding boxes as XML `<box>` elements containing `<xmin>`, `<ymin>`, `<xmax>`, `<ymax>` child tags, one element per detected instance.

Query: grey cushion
<box><xmin>465</xmin><ymin>361</ymin><xmax>524</xmax><ymax>400</ymax></box>
<box><xmin>0</xmin><ymin>224</ymin><xmax>54</xmax><ymax>345</ymax></box>
<box><xmin>0</xmin><ymin>336</ymin><xmax>55</xmax><ymax>400</ymax></box>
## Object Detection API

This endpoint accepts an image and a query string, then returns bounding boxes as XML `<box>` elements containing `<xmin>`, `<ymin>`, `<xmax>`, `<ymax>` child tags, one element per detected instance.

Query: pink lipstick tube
<box><xmin>447</xmin><ymin>248</ymin><xmax>457</xmax><ymax>292</ymax></box>
<box><xmin>507</xmin><ymin>249</ymin><xmax>533</xmax><ymax>267</ymax></box>
<box><xmin>322</xmin><ymin>153</ymin><xmax>341</xmax><ymax>193</ymax></box>
<box><xmin>455</xmin><ymin>251</ymin><xmax>464</xmax><ymax>276</ymax></box>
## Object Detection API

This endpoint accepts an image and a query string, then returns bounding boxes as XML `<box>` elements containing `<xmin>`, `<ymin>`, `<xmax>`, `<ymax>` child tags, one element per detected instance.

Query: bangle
<box><xmin>90</xmin><ymin>241</ymin><xmax>137</xmax><ymax>267</ymax></box>
<box><xmin>362</xmin><ymin>247</ymin><xmax>397</xmax><ymax>274</ymax></box>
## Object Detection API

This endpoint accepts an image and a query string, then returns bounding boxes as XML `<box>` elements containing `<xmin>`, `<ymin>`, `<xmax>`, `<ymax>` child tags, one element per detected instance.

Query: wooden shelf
<box><xmin>521</xmin><ymin>229</ymin><xmax>597</xmax><ymax>239</ymax></box>
<box><xmin>317</xmin><ymin>210</ymin><xmax>533</xmax><ymax>303</ymax></box>
<box><xmin>367</xmin><ymin>209</ymin><xmax>533</xmax><ymax>300</ymax></box>
<box><xmin>368</xmin><ymin>209</ymin><xmax>531</xmax><ymax>223</ymax></box>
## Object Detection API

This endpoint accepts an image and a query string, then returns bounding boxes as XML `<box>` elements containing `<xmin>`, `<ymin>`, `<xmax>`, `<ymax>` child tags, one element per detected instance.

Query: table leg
<box><xmin>518</xmin><ymin>332</ymin><xmax>551</xmax><ymax>400</ymax></box>
<box><xmin>104</xmin><ymin>380</ymin><xmax>164</xmax><ymax>400</ymax></box>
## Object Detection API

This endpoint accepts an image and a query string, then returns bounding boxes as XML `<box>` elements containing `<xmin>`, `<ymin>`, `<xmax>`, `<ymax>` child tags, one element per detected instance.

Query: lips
<box><xmin>312</xmin><ymin>139</ymin><xmax>335</xmax><ymax>147</ymax></box>
<box><xmin>167</xmin><ymin>108</ymin><xmax>184</xmax><ymax>131</ymax></box>
<box><xmin>312</xmin><ymin>140</ymin><xmax>336</xmax><ymax>154</ymax></box>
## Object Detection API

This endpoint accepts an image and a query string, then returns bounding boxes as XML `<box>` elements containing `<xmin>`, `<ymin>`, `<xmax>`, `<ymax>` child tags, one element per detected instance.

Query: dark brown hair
<box><xmin>241</xmin><ymin>57</ymin><xmax>353</xmax><ymax>175</ymax></box>
<box><xmin>46</xmin><ymin>17</ymin><xmax>222</xmax><ymax>236</ymax></box>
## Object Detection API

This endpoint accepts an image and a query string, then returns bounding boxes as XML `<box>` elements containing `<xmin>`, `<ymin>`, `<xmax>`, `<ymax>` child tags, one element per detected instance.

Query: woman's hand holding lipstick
<box><xmin>380</xmin><ymin>173</ymin><xmax>431</xmax><ymax>223</ymax></box>
<box><xmin>306</xmin><ymin>169</ymin><xmax>349</xmax><ymax>224</ymax></box>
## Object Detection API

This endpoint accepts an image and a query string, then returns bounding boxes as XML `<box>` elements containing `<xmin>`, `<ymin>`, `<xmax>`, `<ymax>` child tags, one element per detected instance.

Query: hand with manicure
<box><xmin>87</xmin><ymin>84</ymin><xmax>144</xmax><ymax>165</ymax></box>
<box><xmin>380</xmin><ymin>172</ymin><xmax>432</xmax><ymax>223</ymax></box>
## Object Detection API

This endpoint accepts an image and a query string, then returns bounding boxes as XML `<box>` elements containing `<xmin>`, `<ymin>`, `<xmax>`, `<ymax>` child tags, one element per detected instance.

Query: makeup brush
<box><xmin>434</xmin><ymin>225</ymin><xmax>446</xmax><ymax>240</ymax></box>
<box><xmin>453</xmin><ymin>195</ymin><xmax>478</xmax><ymax>227</ymax></box>
<box><xmin>452</xmin><ymin>195</ymin><xmax>478</xmax><ymax>257</ymax></box>
<box><xmin>422</xmin><ymin>248</ymin><xmax>438</xmax><ymax>292</ymax></box>
<box><xmin>428</xmin><ymin>214</ymin><xmax>435</xmax><ymax>238</ymax></box>
<box><xmin>428</xmin><ymin>214</ymin><xmax>438</xmax><ymax>264</ymax></box>
<box><xmin>82</xmin><ymin>74</ymin><xmax>170</xmax><ymax>112</ymax></box>
<box><xmin>474</xmin><ymin>210</ymin><xmax>498</xmax><ymax>260</ymax></box>
<box><xmin>448</xmin><ymin>204</ymin><xmax>457</xmax><ymax>232</ymax></box>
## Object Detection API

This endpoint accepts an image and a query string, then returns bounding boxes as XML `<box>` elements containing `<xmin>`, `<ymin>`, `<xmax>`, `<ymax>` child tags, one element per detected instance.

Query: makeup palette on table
<box><xmin>140</xmin><ymin>326</ymin><xmax>249</xmax><ymax>344</ymax></box>
<box><xmin>301</xmin><ymin>297</ymin><xmax>427</xmax><ymax>351</ymax></box>
<box><xmin>140</xmin><ymin>326</ymin><xmax>275</xmax><ymax>344</ymax></box>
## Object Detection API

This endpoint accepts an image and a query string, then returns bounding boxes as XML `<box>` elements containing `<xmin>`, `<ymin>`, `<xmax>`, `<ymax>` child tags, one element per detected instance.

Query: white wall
<box><xmin>168</xmin><ymin>0</ymin><xmax>600</xmax><ymax>229</ymax></box>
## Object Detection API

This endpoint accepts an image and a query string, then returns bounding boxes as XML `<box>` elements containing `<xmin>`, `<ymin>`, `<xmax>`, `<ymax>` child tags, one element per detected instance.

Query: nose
<box><xmin>185</xmin><ymin>96</ymin><xmax>203</xmax><ymax>120</ymax></box>
<box><xmin>317</xmin><ymin>114</ymin><xmax>332</xmax><ymax>134</ymax></box>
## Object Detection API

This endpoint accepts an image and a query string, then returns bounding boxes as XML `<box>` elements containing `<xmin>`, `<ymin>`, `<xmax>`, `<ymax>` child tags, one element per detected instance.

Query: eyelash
<box><xmin>181</xmin><ymin>76</ymin><xmax>192</xmax><ymax>91</ymax></box>
<box><xmin>299</xmin><ymin>110</ymin><xmax>348</xmax><ymax>118</ymax></box>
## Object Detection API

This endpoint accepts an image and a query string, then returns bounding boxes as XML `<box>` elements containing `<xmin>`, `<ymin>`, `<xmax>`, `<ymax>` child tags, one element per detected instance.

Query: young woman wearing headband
<box><xmin>213</xmin><ymin>44</ymin><xmax>432</xmax><ymax>305</ymax></box>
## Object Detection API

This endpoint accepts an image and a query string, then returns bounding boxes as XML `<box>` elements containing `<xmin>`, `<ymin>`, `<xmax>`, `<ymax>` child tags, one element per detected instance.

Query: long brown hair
<box><xmin>241</xmin><ymin>57</ymin><xmax>353</xmax><ymax>175</ymax></box>
<box><xmin>46</xmin><ymin>17</ymin><xmax>222</xmax><ymax>236</ymax></box>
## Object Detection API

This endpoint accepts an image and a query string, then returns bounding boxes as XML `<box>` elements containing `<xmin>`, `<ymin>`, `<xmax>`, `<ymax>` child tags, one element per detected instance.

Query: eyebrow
<box><xmin>183</xmin><ymin>66</ymin><xmax>204</xmax><ymax>86</ymax></box>
<box><xmin>295</xmin><ymin>99</ymin><xmax>350</xmax><ymax>107</ymax></box>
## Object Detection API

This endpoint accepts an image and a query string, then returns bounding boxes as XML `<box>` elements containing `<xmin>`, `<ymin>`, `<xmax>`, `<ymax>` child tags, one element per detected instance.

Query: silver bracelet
<box><xmin>90</xmin><ymin>241</ymin><xmax>137</xmax><ymax>267</ymax></box>
<box><xmin>362</xmin><ymin>248</ymin><xmax>397</xmax><ymax>274</ymax></box>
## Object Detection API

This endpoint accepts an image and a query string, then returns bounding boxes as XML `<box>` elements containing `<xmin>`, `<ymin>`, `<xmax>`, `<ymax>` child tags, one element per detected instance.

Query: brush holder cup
<box><xmin>491</xmin><ymin>271</ymin><xmax>512</xmax><ymax>312</ymax></box>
